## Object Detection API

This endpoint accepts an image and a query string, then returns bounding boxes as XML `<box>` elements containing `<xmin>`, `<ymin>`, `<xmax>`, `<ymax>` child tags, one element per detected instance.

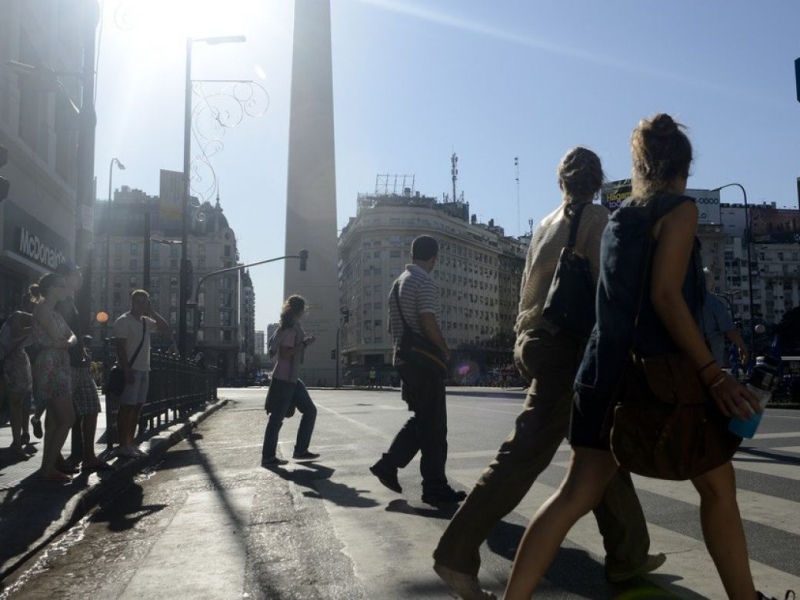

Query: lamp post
<box><xmin>712</xmin><ymin>183</ymin><xmax>756</xmax><ymax>354</ymax></box>
<box><xmin>179</xmin><ymin>35</ymin><xmax>246</xmax><ymax>357</ymax></box>
<box><xmin>106</xmin><ymin>158</ymin><xmax>125</xmax><ymax>320</ymax></box>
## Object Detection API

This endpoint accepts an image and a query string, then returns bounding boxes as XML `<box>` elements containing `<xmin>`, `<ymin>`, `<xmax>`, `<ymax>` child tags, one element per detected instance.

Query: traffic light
<box><xmin>0</xmin><ymin>144</ymin><xmax>9</xmax><ymax>202</ymax></box>
<box><xmin>298</xmin><ymin>249</ymin><xmax>308</xmax><ymax>271</ymax></box>
<box><xmin>330</xmin><ymin>349</ymin><xmax>336</xmax><ymax>359</ymax></box>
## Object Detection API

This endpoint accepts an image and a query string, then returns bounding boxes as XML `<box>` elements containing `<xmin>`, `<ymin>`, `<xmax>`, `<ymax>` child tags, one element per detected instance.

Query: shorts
<box><xmin>119</xmin><ymin>370</ymin><xmax>150</xmax><ymax>406</ymax></box>
<box><xmin>72</xmin><ymin>366</ymin><xmax>101</xmax><ymax>415</ymax></box>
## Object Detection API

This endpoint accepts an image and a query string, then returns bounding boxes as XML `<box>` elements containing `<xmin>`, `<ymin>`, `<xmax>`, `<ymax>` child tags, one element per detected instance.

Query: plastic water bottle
<box><xmin>728</xmin><ymin>355</ymin><xmax>781</xmax><ymax>438</ymax></box>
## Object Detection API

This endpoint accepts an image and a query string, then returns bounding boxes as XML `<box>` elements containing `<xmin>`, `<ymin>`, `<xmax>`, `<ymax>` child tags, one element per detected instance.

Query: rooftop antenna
<box><xmin>451</xmin><ymin>152</ymin><xmax>458</xmax><ymax>204</ymax></box>
<box><xmin>515</xmin><ymin>156</ymin><xmax>521</xmax><ymax>236</ymax></box>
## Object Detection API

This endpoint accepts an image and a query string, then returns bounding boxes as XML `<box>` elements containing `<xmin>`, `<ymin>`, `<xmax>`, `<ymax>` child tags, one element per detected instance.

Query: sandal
<box><xmin>40</xmin><ymin>470</ymin><xmax>72</xmax><ymax>482</ymax></box>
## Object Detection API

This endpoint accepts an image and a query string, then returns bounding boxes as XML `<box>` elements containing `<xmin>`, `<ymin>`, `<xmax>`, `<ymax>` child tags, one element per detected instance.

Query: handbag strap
<box><xmin>391</xmin><ymin>282</ymin><xmax>412</xmax><ymax>332</ymax></box>
<box><xmin>565</xmin><ymin>202</ymin><xmax>588</xmax><ymax>250</ymax></box>
<box><xmin>628</xmin><ymin>201</ymin><xmax>660</xmax><ymax>353</ymax></box>
<box><xmin>127</xmin><ymin>318</ymin><xmax>147</xmax><ymax>368</ymax></box>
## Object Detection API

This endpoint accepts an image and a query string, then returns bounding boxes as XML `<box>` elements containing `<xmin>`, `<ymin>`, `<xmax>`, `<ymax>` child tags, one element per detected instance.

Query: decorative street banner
<box><xmin>601</xmin><ymin>180</ymin><xmax>721</xmax><ymax>225</ymax></box>
<box><xmin>749</xmin><ymin>205</ymin><xmax>800</xmax><ymax>243</ymax></box>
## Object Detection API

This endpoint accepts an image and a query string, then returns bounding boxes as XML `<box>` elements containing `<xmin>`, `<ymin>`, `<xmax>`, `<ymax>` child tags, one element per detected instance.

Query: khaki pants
<box><xmin>433</xmin><ymin>328</ymin><xmax>650</xmax><ymax>575</ymax></box>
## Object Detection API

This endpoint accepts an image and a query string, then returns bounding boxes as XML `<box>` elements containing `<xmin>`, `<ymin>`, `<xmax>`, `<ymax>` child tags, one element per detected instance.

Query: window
<box><xmin>129</xmin><ymin>276</ymin><xmax>137</xmax><ymax>287</ymax></box>
<box><xmin>224</xmin><ymin>245</ymin><xmax>232</xmax><ymax>257</ymax></box>
<box><xmin>114</xmin><ymin>243</ymin><xmax>122</xmax><ymax>255</ymax></box>
<box><xmin>131</xmin><ymin>242</ymin><xmax>138</xmax><ymax>256</ymax></box>
<box><xmin>170</xmin><ymin>276</ymin><xmax>178</xmax><ymax>287</ymax></box>
<box><xmin>114</xmin><ymin>258</ymin><xmax>122</xmax><ymax>269</ymax></box>
<box><xmin>129</xmin><ymin>259</ymin><xmax>138</xmax><ymax>269</ymax></box>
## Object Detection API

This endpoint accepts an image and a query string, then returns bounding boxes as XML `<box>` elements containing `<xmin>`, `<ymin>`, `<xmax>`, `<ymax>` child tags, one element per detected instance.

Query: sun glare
<box><xmin>112</xmin><ymin>0</ymin><xmax>257</xmax><ymax>59</ymax></box>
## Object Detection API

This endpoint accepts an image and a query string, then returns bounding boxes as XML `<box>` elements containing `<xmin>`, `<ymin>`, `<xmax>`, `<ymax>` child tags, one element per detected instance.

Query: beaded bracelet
<box><xmin>696</xmin><ymin>360</ymin><xmax>716</xmax><ymax>375</ymax></box>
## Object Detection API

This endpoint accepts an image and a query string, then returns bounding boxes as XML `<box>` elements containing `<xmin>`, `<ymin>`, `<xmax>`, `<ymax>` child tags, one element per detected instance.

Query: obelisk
<box><xmin>283</xmin><ymin>0</ymin><xmax>339</xmax><ymax>384</ymax></box>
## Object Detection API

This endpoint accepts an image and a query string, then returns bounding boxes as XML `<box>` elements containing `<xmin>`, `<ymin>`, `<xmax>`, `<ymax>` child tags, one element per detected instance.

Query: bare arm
<box><xmin>725</xmin><ymin>328</ymin><xmax>749</xmax><ymax>366</ymax></box>
<box><xmin>420</xmin><ymin>312</ymin><xmax>449</xmax><ymax>360</ymax></box>
<box><xmin>650</xmin><ymin>201</ymin><xmax>758</xmax><ymax>419</ymax></box>
<box><xmin>146</xmin><ymin>301</ymin><xmax>170</xmax><ymax>333</ymax></box>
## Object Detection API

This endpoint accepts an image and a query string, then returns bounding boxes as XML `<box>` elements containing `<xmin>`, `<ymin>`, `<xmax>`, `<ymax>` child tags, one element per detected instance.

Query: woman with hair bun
<box><xmin>433</xmin><ymin>147</ymin><xmax>660</xmax><ymax>599</ymax></box>
<box><xmin>32</xmin><ymin>273</ymin><xmax>77</xmax><ymax>482</ymax></box>
<box><xmin>505</xmin><ymin>115</ymin><xmax>779</xmax><ymax>599</ymax></box>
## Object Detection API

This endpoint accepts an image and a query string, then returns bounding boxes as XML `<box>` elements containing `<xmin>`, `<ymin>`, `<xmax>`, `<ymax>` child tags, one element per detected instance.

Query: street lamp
<box><xmin>712</xmin><ymin>183</ymin><xmax>756</xmax><ymax>354</ymax></box>
<box><xmin>179</xmin><ymin>35</ymin><xmax>246</xmax><ymax>357</ymax></box>
<box><xmin>106</xmin><ymin>158</ymin><xmax>126</xmax><ymax>321</ymax></box>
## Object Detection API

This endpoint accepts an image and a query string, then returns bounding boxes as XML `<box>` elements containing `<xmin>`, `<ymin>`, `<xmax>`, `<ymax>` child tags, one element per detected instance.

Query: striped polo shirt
<box><xmin>388</xmin><ymin>264</ymin><xmax>439</xmax><ymax>365</ymax></box>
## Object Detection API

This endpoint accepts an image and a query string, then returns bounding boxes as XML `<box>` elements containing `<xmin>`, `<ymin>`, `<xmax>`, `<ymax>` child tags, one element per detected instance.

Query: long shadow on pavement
<box><xmin>270</xmin><ymin>462</ymin><xmax>380</xmax><ymax>509</ymax></box>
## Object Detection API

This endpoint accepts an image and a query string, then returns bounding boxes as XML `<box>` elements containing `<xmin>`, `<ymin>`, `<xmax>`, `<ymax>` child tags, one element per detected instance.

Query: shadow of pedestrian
<box><xmin>271</xmin><ymin>462</ymin><xmax>379</xmax><ymax>508</ymax></box>
<box><xmin>90</xmin><ymin>483</ymin><xmax>166</xmax><ymax>532</ymax></box>
<box><xmin>0</xmin><ymin>473</ymin><xmax>75</xmax><ymax>576</ymax></box>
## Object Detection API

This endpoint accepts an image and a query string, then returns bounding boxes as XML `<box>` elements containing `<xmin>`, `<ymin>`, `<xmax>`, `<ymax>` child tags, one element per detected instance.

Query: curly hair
<box><xmin>558</xmin><ymin>146</ymin><xmax>604</xmax><ymax>211</ymax></box>
<box><xmin>630</xmin><ymin>113</ymin><xmax>692</xmax><ymax>198</ymax></box>
<box><xmin>279</xmin><ymin>295</ymin><xmax>306</xmax><ymax>329</ymax></box>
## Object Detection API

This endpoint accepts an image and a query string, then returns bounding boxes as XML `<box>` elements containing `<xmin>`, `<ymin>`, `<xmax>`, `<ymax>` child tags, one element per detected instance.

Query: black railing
<box><xmin>102</xmin><ymin>339</ymin><xmax>218</xmax><ymax>448</ymax></box>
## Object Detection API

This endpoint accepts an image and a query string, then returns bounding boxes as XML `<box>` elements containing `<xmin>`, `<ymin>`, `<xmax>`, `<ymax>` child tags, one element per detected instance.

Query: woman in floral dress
<box><xmin>0</xmin><ymin>286</ymin><xmax>39</xmax><ymax>458</ymax></box>
<box><xmin>32</xmin><ymin>274</ymin><xmax>77</xmax><ymax>481</ymax></box>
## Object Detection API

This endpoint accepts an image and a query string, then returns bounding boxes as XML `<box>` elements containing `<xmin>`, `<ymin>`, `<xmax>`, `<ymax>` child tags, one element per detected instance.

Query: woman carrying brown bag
<box><xmin>505</xmin><ymin>114</ymin><xmax>785</xmax><ymax>600</ymax></box>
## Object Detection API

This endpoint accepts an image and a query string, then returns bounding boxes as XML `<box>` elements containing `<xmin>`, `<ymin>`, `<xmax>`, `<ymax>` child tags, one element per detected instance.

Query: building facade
<box><xmin>0</xmin><ymin>1</ymin><xmax>85</xmax><ymax>317</ymax></box>
<box><xmin>338</xmin><ymin>190</ymin><xmax>527</xmax><ymax>381</ymax></box>
<box><xmin>90</xmin><ymin>174</ymin><xmax>255</xmax><ymax>379</ymax></box>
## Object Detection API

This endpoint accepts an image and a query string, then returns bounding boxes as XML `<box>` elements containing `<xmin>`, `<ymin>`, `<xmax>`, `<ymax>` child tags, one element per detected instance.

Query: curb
<box><xmin>0</xmin><ymin>398</ymin><xmax>228</xmax><ymax>583</ymax></box>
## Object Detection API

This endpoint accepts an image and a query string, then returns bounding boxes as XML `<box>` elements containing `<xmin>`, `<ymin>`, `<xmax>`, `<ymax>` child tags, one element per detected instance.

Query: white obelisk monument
<box><xmin>284</xmin><ymin>0</ymin><xmax>339</xmax><ymax>384</ymax></box>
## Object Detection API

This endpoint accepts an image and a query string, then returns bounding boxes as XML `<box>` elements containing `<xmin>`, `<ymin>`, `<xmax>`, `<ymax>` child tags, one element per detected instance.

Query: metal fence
<box><xmin>102</xmin><ymin>340</ymin><xmax>217</xmax><ymax>448</ymax></box>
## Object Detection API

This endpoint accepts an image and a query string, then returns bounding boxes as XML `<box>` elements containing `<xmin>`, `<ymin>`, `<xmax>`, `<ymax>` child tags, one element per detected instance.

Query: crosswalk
<box><xmin>307</xmin><ymin>395</ymin><xmax>800</xmax><ymax>599</ymax></box>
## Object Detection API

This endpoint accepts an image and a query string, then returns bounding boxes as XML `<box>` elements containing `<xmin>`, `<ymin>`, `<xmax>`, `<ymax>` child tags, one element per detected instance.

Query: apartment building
<box><xmin>90</xmin><ymin>176</ymin><xmax>253</xmax><ymax>379</ymax></box>
<box><xmin>338</xmin><ymin>189</ymin><xmax>526</xmax><ymax>375</ymax></box>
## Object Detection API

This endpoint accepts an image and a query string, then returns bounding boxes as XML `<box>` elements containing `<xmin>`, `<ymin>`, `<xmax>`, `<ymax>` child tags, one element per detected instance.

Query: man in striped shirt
<box><xmin>370</xmin><ymin>235</ymin><xmax>466</xmax><ymax>505</ymax></box>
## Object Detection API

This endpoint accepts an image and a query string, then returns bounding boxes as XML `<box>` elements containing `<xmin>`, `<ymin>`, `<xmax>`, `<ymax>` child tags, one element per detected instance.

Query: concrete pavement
<box><xmin>0</xmin><ymin>394</ymin><xmax>228</xmax><ymax>582</ymax></box>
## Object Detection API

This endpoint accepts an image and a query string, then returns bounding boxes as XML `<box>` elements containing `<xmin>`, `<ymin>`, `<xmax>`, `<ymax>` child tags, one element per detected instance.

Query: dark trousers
<box><xmin>378</xmin><ymin>364</ymin><xmax>448</xmax><ymax>491</ymax></box>
<box><xmin>261</xmin><ymin>379</ymin><xmax>317</xmax><ymax>459</ymax></box>
<box><xmin>433</xmin><ymin>328</ymin><xmax>650</xmax><ymax>576</ymax></box>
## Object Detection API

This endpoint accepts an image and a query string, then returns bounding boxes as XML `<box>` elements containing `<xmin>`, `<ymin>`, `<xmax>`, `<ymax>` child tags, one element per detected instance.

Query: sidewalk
<box><xmin>0</xmin><ymin>395</ymin><xmax>227</xmax><ymax>582</ymax></box>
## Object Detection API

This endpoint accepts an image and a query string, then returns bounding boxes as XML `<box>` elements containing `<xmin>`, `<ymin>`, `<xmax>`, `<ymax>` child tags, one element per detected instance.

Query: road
<box><xmin>3</xmin><ymin>387</ymin><xmax>800</xmax><ymax>599</ymax></box>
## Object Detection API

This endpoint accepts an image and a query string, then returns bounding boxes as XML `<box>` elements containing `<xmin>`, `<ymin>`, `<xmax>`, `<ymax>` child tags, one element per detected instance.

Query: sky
<box><xmin>93</xmin><ymin>0</ymin><xmax>800</xmax><ymax>336</ymax></box>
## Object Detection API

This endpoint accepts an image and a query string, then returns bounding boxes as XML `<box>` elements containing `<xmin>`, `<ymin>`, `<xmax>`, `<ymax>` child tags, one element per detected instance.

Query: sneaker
<box><xmin>31</xmin><ymin>417</ymin><xmax>43</xmax><ymax>439</ymax></box>
<box><xmin>292</xmin><ymin>451</ymin><xmax>320</xmax><ymax>460</ymax></box>
<box><xmin>370</xmin><ymin>461</ymin><xmax>402</xmax><ymax>493</ymax></box>
<box><xmin>422</xmin><ymin>487</ymin><xmax>467</xmax><ymax>505</ymax></box>
<box><xmin>758</xmin><ymin>592</ymin><xmax>796</xmax><ymax>600</ymax></box>
<box><xmin>261</xmin><ymin>456</ymin><xmax>288</xmax><ymax>466</ymax></box>
<box><xmin>433</xmin><ymin>563</ymin><xmax>496</xmax><ymax>600</ymax></box>
<box><xmin>606</xmin><ymin>553</ymin><xmax>667</xmax><ymax>583</ymax></box>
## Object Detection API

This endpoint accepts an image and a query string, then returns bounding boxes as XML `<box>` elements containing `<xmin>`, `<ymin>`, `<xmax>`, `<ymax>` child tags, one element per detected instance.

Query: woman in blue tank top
<box><xmin>505</xmin><ymin>114</ymin><xmax>778</xmax><ymax>600</ymax></box>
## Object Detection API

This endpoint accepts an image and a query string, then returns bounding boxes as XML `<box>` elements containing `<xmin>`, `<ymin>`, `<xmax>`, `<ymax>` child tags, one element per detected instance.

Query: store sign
<box><xmin>17</xmin><ymin>226</ymin><xmax>66</xmax><ymax>269</ymax></box>
<box><xmin>2</xmin><ymin>201</ymin><xmax>72</xmax><ymax>271</ymax></box>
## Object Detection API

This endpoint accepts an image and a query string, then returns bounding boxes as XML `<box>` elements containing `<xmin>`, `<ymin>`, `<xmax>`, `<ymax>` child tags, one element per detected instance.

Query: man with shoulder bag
<box><xmin>369</xmin><ymin>235</ymin><xmax>466</xmax><ymax>506</ymax></box>
<box><xmin>112</xmin><ymin>289</ymin><xmax>170</xmax><ymax>458</ymax></box>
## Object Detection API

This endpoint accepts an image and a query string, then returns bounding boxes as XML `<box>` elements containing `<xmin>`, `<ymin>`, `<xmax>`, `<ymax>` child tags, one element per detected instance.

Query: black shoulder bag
<box><xmin>106</xmin><ymin>319</ymin><xmax>147</xmax><ymax>396</ymax></box>
<box><xmin>391</xmin><ymin>283</ymin><xmax>448</xmax><ymax>377</ymax></box>
<box><xmin>542</xmin><ymin>203</ymin><xmax>596</xmax><ymax>338</ymax></box>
